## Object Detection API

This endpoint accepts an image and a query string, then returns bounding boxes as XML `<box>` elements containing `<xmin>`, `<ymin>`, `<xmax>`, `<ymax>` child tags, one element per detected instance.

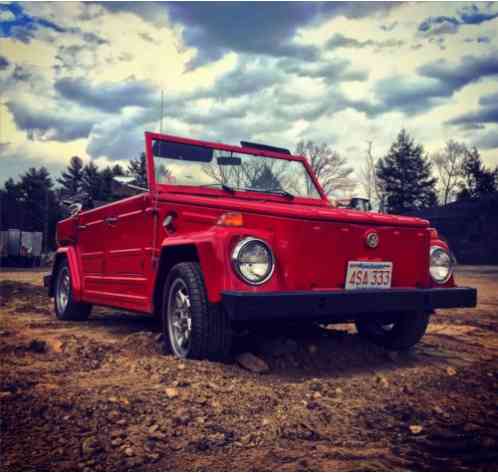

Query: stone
<box><xmin>124</xmin><ymin>447</ymin><xmax>134</xmax><ymax>457</ymax></box>
<box><xmin>409</xmin><ymin>425</ymin><xmax>423</xmax><ymax>435</ymax></box>
<box><xmin>236</xmin><ymin>352</ymin><xmax>270</xmax><ymax>374</ymax></box>
<box><xmin>28</xmin><ymin>339</ymin><xmax>48</xmax><ymax>353</ymax></box>
<box><xmin>446</xmin><ymin>367</ymin><xmax>457</xmax><ymax>376</ymax></box>
<box><xmin>165</xmin><ymin>387</ymin><xmax>179</xmax><ymax>399</ymax></box>
<box><xmin>81</xmin><ymin>436</ymin><xmax>100</xmax><ymax>456</ymax></box>
<box><xmin>335</xmin><ymin>387</ymin><xmax>343</xmax><ymax>396</ymax></box>
<box><xmin>376</xmin><ymin>375</ymin><xmax>389</xmax><ymax>387</ymax></box>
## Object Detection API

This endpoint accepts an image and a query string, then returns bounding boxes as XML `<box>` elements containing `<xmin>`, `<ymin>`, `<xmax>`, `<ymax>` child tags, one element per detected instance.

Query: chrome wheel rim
<box><xmin>56</xmin><ymin>267</ymin><xmax>70</xmax><ymax>314</ymax></box>
<box><xmin>167</xmin><ymin>278</ymin><xmax>192</xmax><ymax>358</ymax></box>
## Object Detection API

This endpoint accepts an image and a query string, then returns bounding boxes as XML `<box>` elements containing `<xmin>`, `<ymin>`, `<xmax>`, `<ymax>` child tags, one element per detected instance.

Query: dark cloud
<box><xmin>373</xmin><ymin>76</ymin><xmax>448</xmax><ymax>115</ymax></box>
<box><xmin>473</xmin><ymin>128</ymin><xmax>498</xmax><ymax>150</ymax></box>
<box><xmin>54</xmin><ymin>78</ymin><xmax>157</xmax><ymax>113</ymax></box>
<box><xmin>164</xmin><ymin>2</ymin><xmax>397</xmax><ymax>68</ymax></box>
<box><xmin>7</xmin><ymin>100</ymin><xmax>95</xmax><ymax>142</ymax></box>
<box><xmin>464</xmin><ymin>36</ymin><xmax>491</xmax><ymax>44</ymax></box>
<box><xmin>370</xmin><ymin>53</ymin><xmax>498</xmax><ymax>116</ymax></box>
<box><xmin>81</xmin><ymin>31</ymin><xmax>109</xmax><ymax>46</ymax></box>
<box><xmin>418</xmin><ymin>53</ymin><xmax>498</xmax><ymax>91</ymax></box>
<box><xmin>380</xmin><ymin>21</ymin><xmax>398</xmax><ymax>32</ymax></box>
<box><xmin>0</xmin><ymin>55</ymin><xmax>9</xmax><ymax>71</ymax></box>
<box><xmin>279</xmin><ymin>58</ymin><xmax>369</xmax><ymax>83</ymax></box>
<box><xmin>325</xmin><ymin>33</ymin><xmax>404</xmax><ymax>50</ymax></box>
<box><xmin>447</xmin><ymin>92</ymin><xmax>498</xmax><ymax>128</ymax></box>
<box><xmin>418</xmin><ymin>5</ymin><xmax>498</xmax><ymax>36</ymax></box>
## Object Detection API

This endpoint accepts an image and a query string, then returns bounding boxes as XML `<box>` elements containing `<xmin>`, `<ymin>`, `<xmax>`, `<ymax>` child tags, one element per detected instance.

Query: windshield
<box><xmin>152</xmin><ymin>139</ymin><xmax>321</xmax><ymax>199</ymax></box>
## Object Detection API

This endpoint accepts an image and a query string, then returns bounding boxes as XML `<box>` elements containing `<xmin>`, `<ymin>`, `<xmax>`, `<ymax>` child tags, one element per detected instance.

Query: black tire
<box><xmin>54</xmin><ymin>261</ymin><xmax>92</xmax><ymax>321</ymax></box>
<box><xmin>355</xmin><ymin>311</ymin><xmax>430</xmax><ymax>350</ymax></box>
<box><xmin>162</xmin><ymin>262</ymin><xmax>232</xmax><ymax>361</ymax></box>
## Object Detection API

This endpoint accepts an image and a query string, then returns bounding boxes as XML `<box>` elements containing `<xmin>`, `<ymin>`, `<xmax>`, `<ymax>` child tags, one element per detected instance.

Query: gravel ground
<box><xmin>1</xmin><ymin>266</ymin><xmax>497</xmax><ymax>471</ymax></box>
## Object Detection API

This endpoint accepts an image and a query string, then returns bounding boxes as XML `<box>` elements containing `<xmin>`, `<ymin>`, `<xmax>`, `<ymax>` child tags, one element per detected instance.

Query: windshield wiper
<box><xmin>242</xmin><ymin>187</ymin><xmax>294</xmax><ymax>199</ymax></box>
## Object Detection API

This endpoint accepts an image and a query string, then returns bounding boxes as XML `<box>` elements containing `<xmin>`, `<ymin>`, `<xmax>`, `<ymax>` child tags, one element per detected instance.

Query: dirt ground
<box><xmin>1</xmin><ymin>267</ymin><xmax>497</xmax><ymax>472</ymax></box>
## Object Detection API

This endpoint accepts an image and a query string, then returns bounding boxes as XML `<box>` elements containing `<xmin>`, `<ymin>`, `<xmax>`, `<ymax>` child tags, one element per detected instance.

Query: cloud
<box><xmin>447</xmin><ymin>91</ymin><xmax>498</xmax><ymax>128</ymax></box>
<box><xmin>0</xmin><ymin>55</ymin><xmax>9</xmax><ymax>70</ymax></box>
<box><xmin>0</xmin><ymin>3</ymin><xmax>66</xmax><ymax>43</ymax></box>
<box><xmin>54</xmin><ymin>77</ymin><xmax>158</xmax><ymax>113</ymax></box>
<box><xmin>7</xmin><ymin>99</ymin><xmax>95</xmax><ymax>142</ymax></box>
<box><xmin>0</xmin><ymin>9</ymin><xmax>15</xmax><ymax>22</ymax></box>
<box><xmin>418</xmin><ymin>4</ymin><xmax>498</xmax><ymax>36</ymax></box>
<box><xmin>325</xmin><ymin>33</ymin><xmax>404</xmax><ymax>50</ymax></box>
<box><xmin>164</xmin><ymin>2</ymin><xmax>396</xmax><ymax>68</ymax></box>
<box><xmin>418</xmin><ymin>53</ymin><xmax>498</xmax><ymax>91</ymax></box>
<box><xmin>473</xmin><ymin>128</ymin><xmax>498</xmax><ymax>150</ymax></box>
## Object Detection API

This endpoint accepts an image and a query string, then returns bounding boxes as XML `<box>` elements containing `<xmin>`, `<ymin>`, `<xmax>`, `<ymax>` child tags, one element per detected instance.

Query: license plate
<box><xmin>345</xmin><ymin>261</ymin><xmax>393</xmax><ymax>290</ymax></box>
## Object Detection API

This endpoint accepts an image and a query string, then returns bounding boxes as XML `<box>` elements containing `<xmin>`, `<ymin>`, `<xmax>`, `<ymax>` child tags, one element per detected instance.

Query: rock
<box><xmin>177</xmin><ymin>363</ymin><xmax>186</xmax><ymax>370</ymax></box>
<box><xmin>308</xmin><ymin>344</ymin><xmax>318</xmax><ymax>354</ymax></box>
<box><xmin>154</xmin><ymin>333</ymin><xmax>164</xmax><ymax>343</ymax></box>
<box><xmin>376</xmin><ymin>375</ymin><xmax>389</xmax><ymax>387</ymax></box>
<box><xmin>165</xmin><ymin>387</ymin><xmax>179</xmax><ymax>399</ymax></box>
<box><xmin>409</xmin><ymin>425</ymin><xmax>423</xmax><ymax>435</ymax></box>
<box><xmin>262</xmin><ymin>418</ymin><xmax>271</xmax><ymax>427</ymax></box>
<box><xmin>312</xmin><ymin>392</ymin><xmax>322</xmax><ymax>400</ymax></box>
<box><xmin>236</xmin><ymin>352</ymin><xmax>270</xmax><ymax>374</ymax></box>
<box><xmin>81</xmin><ymin>436</ymin><xmax>101</xmax><ymax>456</ymax></box>
<box><xmin>27</xmin><ymin>339</ymin><xmax>48</xmax><ymax>353</ymax></box>
<box><xmin>335</xmin><ymin>387</ymin><xmax>343</xmax><ymax>396</ymax></box>
<box><xmin>446</xmin><ymin>367</ymin><xmax>457</xmax><ymax>376</ymax></box>
<box><xmin>124</xmin><ymin>447</ymin><xmax>134</xmax><ymax>457</ymax></box>
<box><xmin>309</xmin><ymin>379</ymin><xmax>322</xmax><ymax>391</ymax></box>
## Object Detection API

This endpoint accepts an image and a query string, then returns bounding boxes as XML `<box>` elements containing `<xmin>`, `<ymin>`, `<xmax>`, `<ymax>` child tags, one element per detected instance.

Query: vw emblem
<box><xmin>366</xmin><ymin>232</ymin><xmax>379</xmax><ymax>248</ymax></box>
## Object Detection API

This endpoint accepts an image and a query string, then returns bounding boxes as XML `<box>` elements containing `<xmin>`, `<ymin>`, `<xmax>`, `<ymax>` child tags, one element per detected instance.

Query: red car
<box><xmin>45</xmin><ymin>132</ymin><xmax>476</xmax><ymax>360</ymax></box>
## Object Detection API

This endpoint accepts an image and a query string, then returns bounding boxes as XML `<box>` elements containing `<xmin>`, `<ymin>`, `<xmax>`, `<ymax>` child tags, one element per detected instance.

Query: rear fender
<box><xmin>50</xmin><ymin>247</ymin><xmax>82</xmax><ymax>301</ymax></box>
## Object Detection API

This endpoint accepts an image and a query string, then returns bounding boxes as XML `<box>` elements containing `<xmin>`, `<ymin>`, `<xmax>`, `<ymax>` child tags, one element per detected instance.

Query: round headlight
<box><xmin>232</xmin><ymin>237</ymin><xmax>275</xmax><ymax>285</ymax></box>
<box><xmin>429</xmin><ymin>246</ymin><xmax>453</xmax><ymax>284</ymax></box>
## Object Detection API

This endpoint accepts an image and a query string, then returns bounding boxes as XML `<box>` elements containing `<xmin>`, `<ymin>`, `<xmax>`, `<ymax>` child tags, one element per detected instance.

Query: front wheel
<box><xmin>162</xmin><ymin>262</ymin><xmax>232</xmax><ymax>361</ymax></box>
<box><xmin>355</xmin><ymin>311</ymin><xmax>430</xmax><ymax>350</ymax></box>
<box><xmin>54</xmin><ymin>261</ymin><xmax>92</xmax><ymax>321</ymax></box>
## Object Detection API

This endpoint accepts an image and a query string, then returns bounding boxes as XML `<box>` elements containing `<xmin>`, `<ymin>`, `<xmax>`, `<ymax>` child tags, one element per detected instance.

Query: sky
<box><xmin>1</xmin><ymin>1</ymin><xmax>497</xmax><ymax>187</ymax></box>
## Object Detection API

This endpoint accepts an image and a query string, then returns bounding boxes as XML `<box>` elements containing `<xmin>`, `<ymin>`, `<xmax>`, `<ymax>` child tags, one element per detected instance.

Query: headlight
<box><xmin>429</xmin><ymin>246</ymin><xmax>453</xmax><ymax>284</ymax></box>
<box><xmin>232</xmin><ymin>237</ymin><xmax>275</xmax><ymax>285</ymax></box>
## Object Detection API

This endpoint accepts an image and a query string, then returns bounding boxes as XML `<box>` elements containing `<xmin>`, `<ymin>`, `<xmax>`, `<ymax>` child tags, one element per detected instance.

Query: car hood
<box><xmin>158</xmin><ymin>192</ymin><xmax>430</xmax><ymax>228</ymax></box>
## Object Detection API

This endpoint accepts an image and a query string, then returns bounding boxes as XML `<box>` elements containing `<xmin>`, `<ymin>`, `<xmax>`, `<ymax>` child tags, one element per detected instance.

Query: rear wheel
<box><xmin>162</xmin><ymin>262</ymin><xmax>232</xmax><ymax>361</ymax></box>
<box><xmin>54</xmin><ymin>261</ymin><xmax>92</xmax><ymax>321</ymax></box>
<box><xmin>355</xmin><ymin>311</ymin><xmax>430</xmax><ymax>350</ymax></box>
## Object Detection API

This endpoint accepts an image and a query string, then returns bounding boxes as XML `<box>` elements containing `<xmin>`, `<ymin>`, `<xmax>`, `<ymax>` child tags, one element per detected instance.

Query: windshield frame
<box><xmin>144</xmin><ymin>132</ymin><xmax>328</xmax><ymax>204</ymax></box>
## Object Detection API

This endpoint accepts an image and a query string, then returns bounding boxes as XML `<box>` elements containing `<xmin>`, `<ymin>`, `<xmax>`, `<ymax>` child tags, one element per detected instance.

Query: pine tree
<box><xmin>457</xmin><ymin>147</ymin><xmax>497</xmax><ymax>200</ymax></box>
<box><xmin>57</xmin><ymin>156</ymin><xmax>84</xmax><ymax>196</ymax></box>
<box><xmin>127</xmin><ymin>153</ymin><xmax>148</xmax><ymax>188</ymax></box>
<box><xmin>376</xmin><ymin>129</ymin><xmax>438</xmax><ymax>214</ymax></box>
<box><xmin>82</xmin><ymin>161</ymin><xmax>103</xmax><ymax>201</ymax></box>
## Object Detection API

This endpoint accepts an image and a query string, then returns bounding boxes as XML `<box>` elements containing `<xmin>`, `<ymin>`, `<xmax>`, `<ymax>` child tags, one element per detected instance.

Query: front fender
<box><xmin>158</xmin><ymin>230</ymin><xmax>226</xmax><ymax>303</ymax></box>
<box><xmin>50</xmin><ymin>247</ymin><xmax>83</xmax><ymax>301</ymax></box>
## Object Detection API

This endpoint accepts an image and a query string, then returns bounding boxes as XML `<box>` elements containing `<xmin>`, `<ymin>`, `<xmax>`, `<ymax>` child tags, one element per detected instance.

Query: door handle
<box><xmin>77</xmin><ymin>224</ymin><xmax>88</xmax><ymax>230</ymax></box>
<box><xmin>105</xmin><ymin>216</ymin><xmax>118</xmax><ymax>224</ymax></box>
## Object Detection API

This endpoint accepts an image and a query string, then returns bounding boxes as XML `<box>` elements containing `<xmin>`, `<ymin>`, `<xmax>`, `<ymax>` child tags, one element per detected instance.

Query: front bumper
<box><xmin>221</xmin><ymin>287</ymin><xmax>477</xmax><ymax>322</ymax></box>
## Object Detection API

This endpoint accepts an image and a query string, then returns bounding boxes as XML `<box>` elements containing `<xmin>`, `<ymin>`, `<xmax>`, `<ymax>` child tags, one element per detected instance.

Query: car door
<box><xmin>76</xmin><ymin>205</ymin><xmax>110</xmax><ymax>300</ymax></box>
<box><xmin>103</xmin><ymin>193</ymin><xmax>155</xmax><ymax>313</ymax></box>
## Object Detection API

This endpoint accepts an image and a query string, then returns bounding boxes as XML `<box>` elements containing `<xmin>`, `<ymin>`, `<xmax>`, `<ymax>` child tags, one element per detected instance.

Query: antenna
<box><xmin>160</xmin><ymin>89</ymin><xmax>164</xmax><ymax>134</ymax></box>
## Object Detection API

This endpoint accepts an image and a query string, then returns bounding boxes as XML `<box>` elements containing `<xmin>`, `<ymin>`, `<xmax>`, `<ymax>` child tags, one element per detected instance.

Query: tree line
<box><xmin>1</xmin><ymin>130</ymin><xmax>497</xmax><ymax>251</ymax></box>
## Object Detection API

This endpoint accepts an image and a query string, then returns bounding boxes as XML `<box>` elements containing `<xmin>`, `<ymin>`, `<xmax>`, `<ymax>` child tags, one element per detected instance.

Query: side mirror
<box><xmin>113</xmin><ymin>176</ymin><xmax>148</xmax><ymax>192</ymax></box>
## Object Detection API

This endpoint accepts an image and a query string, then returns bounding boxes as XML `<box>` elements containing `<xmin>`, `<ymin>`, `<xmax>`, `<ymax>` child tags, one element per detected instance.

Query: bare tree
<box><xmin>431</xmin><ymin>140</ymin><xmax>467</xmax><ymax>205</ymax></box>
<box><xmin>359</xmin><ymin>141</ymin><xmax>381</xmax><ymax>207</ymax></box>
<box><xmin>295</xmin><ymin>140</ymin><xmax>355</xmax><ymax>196</ymax></box>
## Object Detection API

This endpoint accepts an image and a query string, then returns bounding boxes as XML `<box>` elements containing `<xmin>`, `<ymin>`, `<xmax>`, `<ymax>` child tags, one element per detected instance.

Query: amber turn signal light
<box><xmin>217</xmin><ymin>212</ymin><xmax>244</xmax><ymax>227</ymax></box>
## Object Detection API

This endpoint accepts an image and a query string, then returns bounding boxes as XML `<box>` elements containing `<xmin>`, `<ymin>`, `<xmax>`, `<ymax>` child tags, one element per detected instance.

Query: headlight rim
<box><xmin>231</xmin><ymin>236</ymin><xmax>275</xmax><ymax>286</ymax></box>
<box><xmin>429</xmin><ymin>245</ymin><xmax>454</xmax><ymax>284</ymax></box>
